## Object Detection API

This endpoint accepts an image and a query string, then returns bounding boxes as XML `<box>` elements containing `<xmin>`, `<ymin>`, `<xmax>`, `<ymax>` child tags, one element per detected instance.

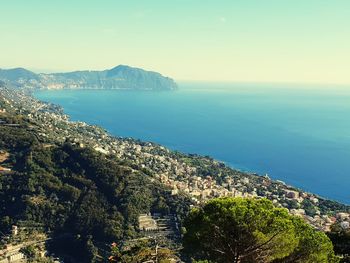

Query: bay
<box><xmin>34</xmin><ymin>83</ymin><xmax>350</xmax><ymax>203</ymax></box>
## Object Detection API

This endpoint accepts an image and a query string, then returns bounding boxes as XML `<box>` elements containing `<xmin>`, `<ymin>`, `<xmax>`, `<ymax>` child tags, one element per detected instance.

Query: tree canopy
<box><xmin>327</xmin><ymin>224</ymin><xmax>350</xmax><ymax>262</ymax></box>
<box><xmin>0</xmin><ymin>116</ymin><xmax>191</xmax><ymax>262</ymax></box>
<box><xmin>183</xmin><ymin>197</ymin><xmax>338</xmax><ymax>263</ymax></box>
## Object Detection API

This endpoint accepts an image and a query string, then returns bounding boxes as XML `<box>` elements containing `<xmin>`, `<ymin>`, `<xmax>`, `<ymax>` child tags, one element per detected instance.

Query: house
<box><xmin>0</xmin><ymin>166</ymin><xmax>11</xmax><ymax>173</ymax></box>
<box><xmin>336</xmin><ymin>212</ymin><xmax>350</xmax><ymax>221</ymax></box>
<box><xmin>340</xmin><ymin>221</ymin><xmax>350</xmax><ymax>230</ymax></box>
<box><xmin>11</xmin><ymin>225</ymin><xmax>18</xmax><ymax>236</ymax></box>
<box><xmin>285</xmin><ymin>190</ymin><xmax>299</xmax><ymax>199</ymax></box>
<box><xmin>93</xmin><ymin>146</ymin><xmax>109</xmax><ymax>155</ymax></box>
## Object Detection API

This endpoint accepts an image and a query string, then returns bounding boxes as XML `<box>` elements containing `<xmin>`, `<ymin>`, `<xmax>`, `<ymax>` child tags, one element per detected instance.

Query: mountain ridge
<box><xmin>0</xmin><ymin>65</ymin><xmax>178</xmax><ymax>90</ymax></box>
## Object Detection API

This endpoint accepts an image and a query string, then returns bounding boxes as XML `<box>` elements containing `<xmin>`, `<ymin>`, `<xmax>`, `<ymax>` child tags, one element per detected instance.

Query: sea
<box><xmin>34</xmin><ymin>82</ymin><xmax>350</xmax><ymax>204</ymax></box>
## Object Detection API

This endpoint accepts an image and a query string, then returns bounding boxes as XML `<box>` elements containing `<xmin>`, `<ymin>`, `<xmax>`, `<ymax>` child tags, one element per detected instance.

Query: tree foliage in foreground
<box><xmin>327</xmin><ymin>224</ymin><xmax>350</xmax><ymax>262</ymax></box>
<box><xmin>183</xmin><ymin>197</ymin><xmax>338</xmax><ymax>263</ymax></box>
<box><xmin>109</xmin><ymin>240</ymin><xmax>176</xmax><ymax>263</ymax></box>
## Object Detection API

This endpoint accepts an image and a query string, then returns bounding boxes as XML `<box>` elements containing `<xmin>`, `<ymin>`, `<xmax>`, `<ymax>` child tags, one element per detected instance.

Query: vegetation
<box><xmin>20</xmin><ymin>245</ymin><xmax>37</xmax><ymax>262</ymax></box>
<box><xmin>0</xmin><ymin>114</ymin><xmax>191</xmax><ymax>262</ymax></box>
<box><xmin>328</xmin><ymin>225</ymin><xmax>350</xmax><ymax>262</ymax></box>
<box><xmin>0</xmin><ymin>105</ymin><xmax>348</xmax><ymax>263</ymax></box>
<box><xmin>0</xmin><ymin>65</ymin><xmax>178</xmax><ymax>90</ymax></box>
<box><xmin>183</xmin><ymin>197</ymin><xmax>338</xmax><ymax>263</ymax></box>
<box><xmin>109</xmin><ymin>240</ymin><xmax>177</xmax><ymax>263</ymax></box>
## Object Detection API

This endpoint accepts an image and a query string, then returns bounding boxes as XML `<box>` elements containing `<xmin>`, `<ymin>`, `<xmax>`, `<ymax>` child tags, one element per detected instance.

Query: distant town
<box><xmin>0</xmin><ymin>86</ymin><xmax>350</xmax><ymax>262</ymax></box>
<box><xmin>1</xmin><ymin>87</ymin><xmax>349</xmax><ymax>229</ymax></box>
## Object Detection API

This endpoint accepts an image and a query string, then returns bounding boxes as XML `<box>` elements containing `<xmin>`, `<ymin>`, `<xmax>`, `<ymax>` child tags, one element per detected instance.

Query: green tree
<box><xmin>20</xmin><ymin>245</ymin><xmax>37</xmax><ymax>262</ymax></box>
<box><xmin>183</xmin><ymin>197</ymin><xmax>338</xmax><ymax>263</ymax></box>
<box><xmin>327</xmin><ymin>226</ymin><xmax>350</xmax><ymax>262</ymax></box>
<box><xmin>109</xmin><ymin>240</ymin><xmax>176</xmax><ymax>263</ymax></box>
<box><xmin>301</xmin><ymin>199</ymin><xmax>318</xmax><ymax>216</ymax></box>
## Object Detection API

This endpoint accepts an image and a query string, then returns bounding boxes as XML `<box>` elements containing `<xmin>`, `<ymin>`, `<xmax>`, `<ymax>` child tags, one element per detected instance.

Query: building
<box><xmin>340</xmin><ymin>221</ymin><xmax>350</xmax><ymax>230</ymax></box>
<box><xmin>336</xmin><ymin>212</ymin><xmax>350</xmax><ymax>221</ymax></box>
<box><xmin>11</xmin><ymin>225</ymin><xmax>18</xmax><ymax>236</ymax></box>
<box><xmin>0</xmin><ymin>167</ymin><xmax>11</xmax><ymax>173</ymax></box>
<box><xmin>138</xmin><ymin>214</ymin><xmax>158</xmax><ymax>231</ymax></box>
<box><xmin>285</xmin><ymin>190</ymin><xmax>299</xmax><ymax>199</ymax></box>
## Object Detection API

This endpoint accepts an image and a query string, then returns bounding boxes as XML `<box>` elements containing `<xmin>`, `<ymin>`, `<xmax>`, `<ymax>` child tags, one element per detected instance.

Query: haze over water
<box><xmin>35</xmin><ymin>83</ymin><xmax>350</xmax><ymax>203</ymax></box>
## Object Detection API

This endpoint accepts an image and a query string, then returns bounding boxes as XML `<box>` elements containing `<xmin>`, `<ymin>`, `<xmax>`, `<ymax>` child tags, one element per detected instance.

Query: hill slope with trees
<box><xmin>0</xmin><ymin>65</ymin><xmax>177</xmax><ymax>90</ymax></box>
<box><xmin>0</xmin><ymin>112</ymin><xmax>190</xmax><ymax>261</ymax></box>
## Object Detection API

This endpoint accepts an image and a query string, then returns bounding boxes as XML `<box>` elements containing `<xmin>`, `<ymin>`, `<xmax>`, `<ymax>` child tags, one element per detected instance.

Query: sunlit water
<box><xmin>35</xmin><ymin>83</ymin><xmax>350</xmax><ymax>203</ymax></box>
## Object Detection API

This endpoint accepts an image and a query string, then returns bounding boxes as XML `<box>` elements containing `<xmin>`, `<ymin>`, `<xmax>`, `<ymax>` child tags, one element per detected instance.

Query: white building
<box><xmin>340</xmin><ymin>221</ymin><xmax>350</xmax><ymax>230</ymax></box>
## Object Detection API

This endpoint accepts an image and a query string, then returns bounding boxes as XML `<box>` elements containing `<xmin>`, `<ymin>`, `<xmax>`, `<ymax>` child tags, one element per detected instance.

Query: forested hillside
<box><xmin>0</xmin><ymin>65</ymin><xmax>178</xmax><ymax>90</ymax></box>
<box><xmin>0</xmin><ymin>112</ymin><xmax>190</xmax><ymax>261</ymax></box>
<box><xmin>1</xmin><ymin>85</ymin><xmax>350</xmax><ymax>262</ymax></box>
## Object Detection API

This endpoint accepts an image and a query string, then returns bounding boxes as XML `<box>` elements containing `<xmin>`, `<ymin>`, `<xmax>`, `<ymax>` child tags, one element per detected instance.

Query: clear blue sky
<box><xmin>1</xmin><ymin>0</ymin><xmax>350</xmax><ymax>84</ymax></box>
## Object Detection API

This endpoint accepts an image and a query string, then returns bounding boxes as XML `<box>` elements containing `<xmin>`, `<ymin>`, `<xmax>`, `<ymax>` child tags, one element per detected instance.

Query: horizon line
<box><xmin>1</xmin><ymin>65</ymin><xmax>350</xmax><ymax>87</ymax></box>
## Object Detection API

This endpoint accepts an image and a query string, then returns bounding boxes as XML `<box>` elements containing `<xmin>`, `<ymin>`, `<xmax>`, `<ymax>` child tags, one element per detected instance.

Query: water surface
<box><xmin>35</xmin><ymin>83</ymin><xmax>350</xmax><ymax>203</ymax></box>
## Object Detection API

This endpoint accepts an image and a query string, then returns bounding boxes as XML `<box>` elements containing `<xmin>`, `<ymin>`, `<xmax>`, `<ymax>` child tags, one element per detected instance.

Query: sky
<box><xmin>1</xmin><ymin>0</ymin><xmax>350</xmax><ymax>84</ymax></box>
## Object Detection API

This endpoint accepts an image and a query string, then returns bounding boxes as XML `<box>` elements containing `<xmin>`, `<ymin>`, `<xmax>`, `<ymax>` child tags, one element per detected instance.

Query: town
<box><xmin>0</xmin><ymin>86</ymin><xmax>350</xmax><ymax>262</ymax></box>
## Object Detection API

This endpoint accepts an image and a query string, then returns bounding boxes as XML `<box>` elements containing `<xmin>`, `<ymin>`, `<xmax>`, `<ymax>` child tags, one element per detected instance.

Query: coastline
<box><xmin>1</xmin><ymin>86</ymin><xmax>349</xmax><ymax>232</ymax></box>
<box><xmin>33</xmin><ymin>86</ymin><xmax>350</xmax><ymax>204</ymax></box>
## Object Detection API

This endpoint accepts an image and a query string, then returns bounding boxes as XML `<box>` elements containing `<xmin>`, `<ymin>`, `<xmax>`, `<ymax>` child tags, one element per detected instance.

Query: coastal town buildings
<box><xmin>0</xmin><ymin>86</ymin><xmax>349</xmax><ymax>233</ymax></box>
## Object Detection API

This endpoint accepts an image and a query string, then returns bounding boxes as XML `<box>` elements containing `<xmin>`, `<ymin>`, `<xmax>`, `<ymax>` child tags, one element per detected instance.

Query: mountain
<box><xmin>0</xmin><ymin>68</ymin><xmax>39</xmax><ymax>88</ymax></box>
<box><xmin>0</xmin><ymin>68</ymin><xmax>39</xmax><ymax>81</ymax></box>
<box><xmin>0</xmin><ymin>65</ymin><xmax>178</xmax><ymax>90</ymax></box>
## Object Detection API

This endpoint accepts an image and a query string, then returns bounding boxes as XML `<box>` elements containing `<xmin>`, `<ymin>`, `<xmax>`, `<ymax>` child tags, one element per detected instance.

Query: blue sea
<box><xmin>34</xmin><ymin>83</ymin><xmax>350</xmax><ymax>203</ymax></box>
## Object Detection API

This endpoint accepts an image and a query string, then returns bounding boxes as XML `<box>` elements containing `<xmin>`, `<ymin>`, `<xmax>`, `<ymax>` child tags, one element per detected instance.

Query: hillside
<box><xmin>0</xmin><ymin>105</ymin><xmax>190</xmax><ymax>262</ymax></box>
<box><xmin>1</xmin><ymin>84</ymin><xmax>350</xmax><ymax>262</ymax></box>
<box><xmin>0</xmin><ymin>65</ymin><xmax>177</xmax><ymax>91</ymax></box>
